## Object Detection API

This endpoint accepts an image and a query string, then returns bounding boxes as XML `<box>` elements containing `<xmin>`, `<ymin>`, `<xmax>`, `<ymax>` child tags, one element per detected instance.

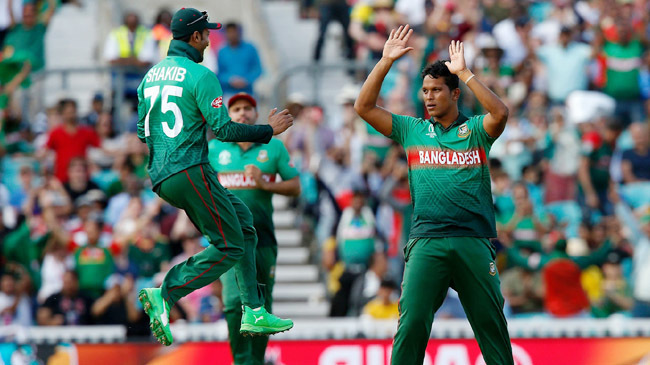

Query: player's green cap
<box><xmin>171</xmin><ymin>8</ymin><xmax>221</xmax><ymax>39</ymax></box>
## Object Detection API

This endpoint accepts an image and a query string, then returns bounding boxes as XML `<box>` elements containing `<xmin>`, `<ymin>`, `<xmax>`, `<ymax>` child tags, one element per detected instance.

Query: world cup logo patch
<box><xmin>426</xmin><ymin>124</ymin><xmax>437</xmax><ymax>138</ymax></box>
<box><xmin>218</xmin><ymin>150</ymin><xmax>231</xmax><ymax>165</ymax></box>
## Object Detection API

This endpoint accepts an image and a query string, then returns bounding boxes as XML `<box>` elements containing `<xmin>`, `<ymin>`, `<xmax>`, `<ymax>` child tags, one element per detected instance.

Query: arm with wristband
<box><xmin>445</xmin><ymin>41</ymin><xmax>509</xmax><ymax>138</ymax></box>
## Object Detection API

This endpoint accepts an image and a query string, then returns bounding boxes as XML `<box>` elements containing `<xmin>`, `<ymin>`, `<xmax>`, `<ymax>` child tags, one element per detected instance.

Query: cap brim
<box><xmin>228</xmin><ymin>93</ymin><xmax>257</xmax><ymax>108</ymax></box>
<box><xmin>207</xmin><ymin>22</ymin><xmax>222</xmax><ymax>30</ymax></box>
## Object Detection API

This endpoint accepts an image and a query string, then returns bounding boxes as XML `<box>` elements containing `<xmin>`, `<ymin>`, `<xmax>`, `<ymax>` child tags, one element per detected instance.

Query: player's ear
<box><xmin>192</xmin><ymin>31</ymin><xmax>201</xmax><ymax>43</ymax></box>
<box><xmin>452</xmin><ymin>87</ymin><xmax>461</xmax><ymax>101</ymax></box>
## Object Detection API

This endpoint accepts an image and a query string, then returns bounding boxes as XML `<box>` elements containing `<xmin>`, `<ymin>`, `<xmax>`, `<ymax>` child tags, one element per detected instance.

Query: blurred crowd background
<box><xmin>2</xmin><ymin>0</ymin><xmax>650</xmax><ymax>337</ymax></box>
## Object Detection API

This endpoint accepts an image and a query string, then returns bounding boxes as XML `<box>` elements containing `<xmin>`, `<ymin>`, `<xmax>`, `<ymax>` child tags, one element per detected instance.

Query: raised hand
<box><xmin>382</xmin><ymin>24</ymin><xmax>414</xmax><ymax>62</ymax></box>
<box><xmin>268</xmin><ymin>108</ymin><xmax>294</xmax><ymax>135</ymax></box>
<box><xmin>444</xmin><ymin>40</ymin><xmax>468</xmax><ymax>75</ymax></box>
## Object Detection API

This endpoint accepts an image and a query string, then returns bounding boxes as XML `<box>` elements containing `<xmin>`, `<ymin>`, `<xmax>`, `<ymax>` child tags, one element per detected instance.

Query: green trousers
<box><xmin>223</xmin><ymin>245</ymin><xmax>278</xmax><ymax>365</ymax></box>
<box><xmin>155</xmin><ymin>164</ymin><xmax>262</xmax><ymax>309</ymax></box>
<box><xmin>391</xmin><ymin>237</ymin><xmax>513</xmax><ymax>365</ymax></box>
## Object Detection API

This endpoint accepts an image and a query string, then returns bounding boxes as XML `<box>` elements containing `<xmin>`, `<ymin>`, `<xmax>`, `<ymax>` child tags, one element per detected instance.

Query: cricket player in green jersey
<box><xmin>135</xmin><ymin>8</ymin><xmax>294</xmax><ymax>346</ymax></box>
<box><xmin>355</xmin><ymin>25</ymin><xmax>513</xmax><ymax>364</ymax></box>
<box><xmin>208</xmin><ymin>92</ymin><xmax>301</xmax><ymax>365</ymax></box>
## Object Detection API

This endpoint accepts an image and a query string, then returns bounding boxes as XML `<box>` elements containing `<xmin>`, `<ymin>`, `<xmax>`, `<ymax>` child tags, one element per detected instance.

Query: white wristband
<box><xmin>464</xmin><ymin>74</ymin><xmax>475</xmax><ymax>84</ymax></box>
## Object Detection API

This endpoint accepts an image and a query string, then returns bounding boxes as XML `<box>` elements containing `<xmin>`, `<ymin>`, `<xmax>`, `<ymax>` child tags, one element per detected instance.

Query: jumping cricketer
<box><xmin>354</xmin><ymin>25</ymin><xmax>514</xmax><ymax>364</ymax></box>
<box><xmin>135</xmin><ymin>8</ymin><xmax>294</xmax><ymax>346</ymax></box>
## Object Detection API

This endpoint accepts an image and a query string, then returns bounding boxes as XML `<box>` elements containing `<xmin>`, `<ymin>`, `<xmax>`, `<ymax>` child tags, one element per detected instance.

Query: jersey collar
<box><xmin>430</xmin><ymin>112</ymin><xmax>468</xmax><ymax>133</ymax></box>
<box><xmin>167</xmin><ymin>39</ymin><xmax>204</xmax><ymax>63</ymax></box>
<box><xmin>237</xmin><ymin>142</ymin><xmax>262</xmax><ymax>153</ymax></box>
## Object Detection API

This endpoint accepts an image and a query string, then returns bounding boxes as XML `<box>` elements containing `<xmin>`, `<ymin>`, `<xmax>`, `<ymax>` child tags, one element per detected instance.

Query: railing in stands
<box><xmin>27</xmin><ymin>66</ymin><xmax>149</xmax><ymax>133</ymax></box>
<box><xmin>270</xmin><ymin>61</ymin><xmax>376</xmax><ymax>108</ymax></box>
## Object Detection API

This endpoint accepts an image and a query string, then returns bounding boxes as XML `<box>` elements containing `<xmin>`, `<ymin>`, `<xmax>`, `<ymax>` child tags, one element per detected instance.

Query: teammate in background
<box><xmin>354</xmin><ymin>25</ymin><xmax>513</xmax><ymax>364</ymax></box>
<box><xmin>136</xmin><ymin>8</ymin><xmax>294</xmax><ymax>346</ymax></box>
<box><xmin>209</xmin><ymin>92</ymin><xmax>301</xmax><ymax>365</ymax></box>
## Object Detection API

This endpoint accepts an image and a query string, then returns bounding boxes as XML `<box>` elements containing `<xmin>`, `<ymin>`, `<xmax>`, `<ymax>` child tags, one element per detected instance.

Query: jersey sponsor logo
<box><xmin>211</xmin><ymin>96</ymin><xmax>223</xmax><ymax>108</ymax></box>
<box><xmin>408</xmin><ymin>148</ymin><xmax>486</xmax><ymax>168</ymax></box>
<box><xmin>257</xmin><ymin>150</ymin><xmax>269</xmax><ymax>163</ymax></box>
<box><xmin>145</xmin><ymin>66</ymin><xmax>187</xmax><ymax>83</ymax></box>
<box><xmin>79</xmin><ymin>247</ymin><xmax>107</xmax><ymax>264</ymax></box>
<box><xmin>606</xmin><ymin>56</ymin><xmax>642</xmax><ymax>72</ymax></box>
<box><xmin>218</xmin><ymin>150</ymin><xmax>231</xmax><ymax>165</ymax></box>
<box><xmin>218</xmin><ymin>172</ymin><xmax>276</xmax><ymax>189</ymax></box>
<box><xmin>426</xmin><ymin>124</ymin><xmax>437</xmax><ymax>138</ymax></box>
<box><xmin>457</xmin><ymin>123</ymin><xmax>471</xmax><ymax>138</ymax></box>
<box><xmin>489</xmin><ymin>262</ymin><xmax>497</xmax><ymax>276</ymax></box>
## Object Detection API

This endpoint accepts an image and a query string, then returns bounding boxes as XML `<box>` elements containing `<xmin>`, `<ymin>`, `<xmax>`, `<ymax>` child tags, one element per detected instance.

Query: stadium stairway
<box><xmin>271</xmin><ymin>194</ymin><xmax>329</xmax><ymax>318</ymax></box>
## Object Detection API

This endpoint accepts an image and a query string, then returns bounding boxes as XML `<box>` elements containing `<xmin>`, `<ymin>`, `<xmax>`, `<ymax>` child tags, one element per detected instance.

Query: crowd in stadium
<box><xmin>1</xmin><ymin>0</ymin><xmax>650</xmax><ymax>334</ymax></box>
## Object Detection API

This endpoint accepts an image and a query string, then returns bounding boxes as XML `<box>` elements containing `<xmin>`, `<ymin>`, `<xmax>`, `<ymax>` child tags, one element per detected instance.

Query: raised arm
<box><xmin>43</xmin><ymin>0</ymin><xmax>56</xmax><ymax>26</ymax></box>
<box><xmin>445</xmin><ymin>41</ymin><xmax>509</xmax><ymax>138</ymax></box>
<box><xmin>354</xmin><ymin>24</ymin><xmax>414</xmax><ymax>137</ymax></box>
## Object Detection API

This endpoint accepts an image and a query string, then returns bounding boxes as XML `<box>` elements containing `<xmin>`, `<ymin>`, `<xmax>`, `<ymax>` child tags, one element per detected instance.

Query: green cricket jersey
<box><xmin>389</xmin><ymin>113</ymin><xmax>498</xmax><ymax>238</ymax></box>
<box><xmin>137</xmin><ymin>40</ymin><xmax>273</xmax><ymax>187</ymax></box>
<box><xmin>603</xmin><ymin>39</ymin><xmax>643</xmax><ymax>100</ymax></box>
<box><xmin>208</xmin><ymin>138</ymin><xmax>299</xmax><ymax>247</ymax></box>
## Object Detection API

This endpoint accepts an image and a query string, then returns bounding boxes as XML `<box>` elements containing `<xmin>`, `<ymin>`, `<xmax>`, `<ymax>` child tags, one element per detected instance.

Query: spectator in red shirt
<box><xmin>44</xmin><ymin>99</ymin><xmax>100</xmax><ymax>183</ymax></box>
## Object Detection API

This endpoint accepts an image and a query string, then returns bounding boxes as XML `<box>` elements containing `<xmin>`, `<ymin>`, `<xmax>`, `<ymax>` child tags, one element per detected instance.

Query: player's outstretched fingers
<box><xmin>268</xmin><ymin>108</ymin><xmax>278</xmax><ymax>118</ymax></box>
<box><xmin>405</xmin><ymin>28</ymin><xmax>413</xmax><ymax>41</ymax></box>
<box><xmin>399</xmin><ymin>24</ymin><xmax>410</xmax><ymax>39</ymax></box>
<box><xmin>395</xmin><ymin>25</ymin><xmax>403</xmax><ymax>38</ymax></box>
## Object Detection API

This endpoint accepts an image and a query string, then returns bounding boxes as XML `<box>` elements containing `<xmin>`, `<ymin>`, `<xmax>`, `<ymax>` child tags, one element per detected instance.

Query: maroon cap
<box><xmin>228</xmin><ymin>92</ymin><xmax>257</xmax><ymax>109</ymax></box>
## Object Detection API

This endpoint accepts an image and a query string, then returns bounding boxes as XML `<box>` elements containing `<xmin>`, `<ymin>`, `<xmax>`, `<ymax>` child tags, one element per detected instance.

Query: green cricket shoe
<box><xmin>138</xmin><ymin>288</ymin><xmax>173</xmax><ymax>346</ymax></box>
<box><xmin>240</xmin><ymin>306</ymin><xmax>294</xmax><ymax>336</ymax></box>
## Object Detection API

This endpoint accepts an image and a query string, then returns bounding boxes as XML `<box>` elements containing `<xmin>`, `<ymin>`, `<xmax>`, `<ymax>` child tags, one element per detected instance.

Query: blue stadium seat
<box><xmin>544</xmin><ymin>200</ymin><xmax>583</xmax><ymax>238</ymax></box>
<box><xmin>620</xmin><ymin>182</ymin><xmax>650</xmax><ymax>209</ymax></box>
<box><xmin>1</xmin><ymin>157</ymin><xmax>40</xmax><ymax>194</ymax></box>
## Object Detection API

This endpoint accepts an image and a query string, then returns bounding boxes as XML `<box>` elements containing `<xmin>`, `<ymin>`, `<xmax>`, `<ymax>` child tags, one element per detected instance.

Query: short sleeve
<box><xmin>388</xmin><ymin>113</ymin><xmax>416</xmax><ymax>145</ymax></box>
<box><xmin>275</xmin><ymin>140</ymin><xmax>299</xmax><ymax>181</ymax></box>
<box><xmin>467</xmin><ymin>114</ymin><xmax>497</xmax><ymax>148</ymax></box>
